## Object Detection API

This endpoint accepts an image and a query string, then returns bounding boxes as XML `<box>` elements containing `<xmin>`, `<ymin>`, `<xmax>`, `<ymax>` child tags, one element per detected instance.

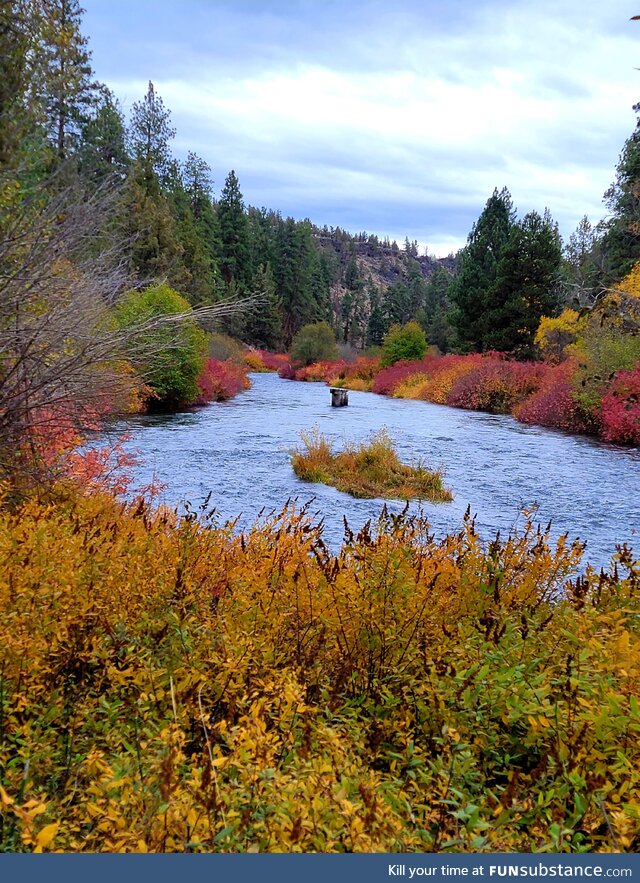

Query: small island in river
<box><xmin>291</xmin><ymin>428</ymin><xmax>453</xmax><ymax>502</ymax></box>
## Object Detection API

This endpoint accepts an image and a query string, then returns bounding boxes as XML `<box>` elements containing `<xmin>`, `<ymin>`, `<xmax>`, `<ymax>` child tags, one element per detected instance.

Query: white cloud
<box><xmin>91</xmin><ymin>0</ymin><xmax>640</xmax><ymax>255</ymax></box>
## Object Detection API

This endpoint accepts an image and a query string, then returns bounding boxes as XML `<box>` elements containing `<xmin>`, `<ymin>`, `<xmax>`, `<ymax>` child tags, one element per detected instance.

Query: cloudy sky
<box><xmin>82</xmin><ymin>0</ymin><xmax>639</xmax><ymax>256</ymax></box>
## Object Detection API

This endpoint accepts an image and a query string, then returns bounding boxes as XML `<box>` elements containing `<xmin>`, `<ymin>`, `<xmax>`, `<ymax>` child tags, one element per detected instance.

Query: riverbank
<box><xmin>1</xmin><ymin>485</ymin><xmax>638</xmax><ymax>852</ymax></box>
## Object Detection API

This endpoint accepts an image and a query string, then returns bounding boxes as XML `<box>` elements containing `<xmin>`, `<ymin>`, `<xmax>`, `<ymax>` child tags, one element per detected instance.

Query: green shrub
<box><xmin>290</xmin><ymin>321</ymin><xmax>339</xmax><ymax>366</ymax></box>
<box><xmin>381</xmin><ymin>321</ymin><xmax>428</xmax><ymax>367</ymax></box>
<box><xmin>114</xmin><ymin>283</ymin><xmax>207</xmax><ymax>410</ymax></box>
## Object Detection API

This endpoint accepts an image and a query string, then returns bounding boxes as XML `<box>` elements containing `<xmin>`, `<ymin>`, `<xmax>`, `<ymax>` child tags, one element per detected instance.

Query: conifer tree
<box><xmin>118</xmin><ymin>161</ymin><xmax>183</xmax><ymax>283</ymax></box>
<box><xmin>217</xmin><ymin>169</ymin><xmax>251</xmax><ymax>291</ymax></box>
<box><xmin>419</xmin><ymin>265</ymin><xmax>453</xmax><ymax>353</ymax></box>
<box><xmin>79</xmin><ymin>88</ymin><xmax>129</xmax><ymax>181</ymax></box>
<box><xmin>487</xmin><ymin>210</ymin><xmax>562</xmax><ymax>357</ymax></box>
<box><xmin>243</xmin><ymin>263</ymin><xmax>282</xmax><ymax>350</ymax></box>
<box><xmin>129</xmin><ymin>81</ymin><xmax>175</xmax><ymax>183</ymax></box>
<box><xmin>35</xmin><ymin>0</ymin><xmax>102</xmax><ymax>161</ymax></box>
<box><xmin>367</xmin><ymin>285</ymin><xmax>387</xmax><ymax>347</ymax></box>
<box><xmin>602</xmin><ymin>103</ymin><xmax>640</xmax><ymax>282</ymax></box>
<box><xmin>449</xmin><ymin>187</ymin><xmax>515</xmax><ymax>352</ymax></box>
<box><xmin>0</xmin><ymin>1</ymin><xmax>37</xmax><ymax>167</ymax></box>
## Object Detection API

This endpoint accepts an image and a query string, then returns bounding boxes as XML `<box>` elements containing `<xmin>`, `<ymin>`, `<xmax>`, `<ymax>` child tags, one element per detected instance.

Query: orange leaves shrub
<box><xmin>326</xmin><ymin>356</ymin><xmax>381</xmax><ymax>390</ymax></box>
<box><xmin>293</xmin><ymin>359</ymin><xmax>348</xmax><ymax>382</ymax></box>
<box><xmin>1</xmin><ymin>491</ymin><xmax>639</xmax><ymax>852</ymax></box>
<box><xmin>412</xmin><ymin>353</ymin><xmax>484</xmax><ymax>404</ymax></box>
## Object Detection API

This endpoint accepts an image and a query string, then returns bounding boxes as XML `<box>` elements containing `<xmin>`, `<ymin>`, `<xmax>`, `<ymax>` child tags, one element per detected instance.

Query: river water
<box><xmin>118</xmin><ymin>371</ymin><xmax>640</xmax><ymax>569</ymax></box>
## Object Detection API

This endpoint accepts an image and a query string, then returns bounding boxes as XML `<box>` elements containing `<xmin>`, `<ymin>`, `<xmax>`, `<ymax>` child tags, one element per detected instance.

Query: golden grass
<box><xmin>291</xmin><ymin>428</ymin><xmax>452</xmax><ymax>502</ymax></box>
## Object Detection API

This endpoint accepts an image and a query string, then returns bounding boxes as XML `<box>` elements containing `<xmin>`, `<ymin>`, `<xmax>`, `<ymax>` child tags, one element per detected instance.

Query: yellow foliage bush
<box><xmin>618</xmin><ymin>261</ymin><xmax>640</xmax><ymax>298</ymax></box>
<box><xmin>535</xmin><ymin>310</ymin><xmax>584</xmax><ymax>364</ymax></box>
<box><xmin>1</xmin><ymin>489</ymin><xmax>639</xmax><ymax>852</ymax></box>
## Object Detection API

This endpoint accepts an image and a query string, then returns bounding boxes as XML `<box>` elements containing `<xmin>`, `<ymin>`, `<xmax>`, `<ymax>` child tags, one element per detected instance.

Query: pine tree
<box><xmin>449</xmin><ymin>187</ymin><xmax>515</xmax><ymax>352</ymax></box>
<box><xmin>487</xmin><ymin>210</ymin><xmax>562</xmax><ymax>358</ymax></box>
<box><xmin>129</xmin><ymin>81</ymin><xmax>176</xmax><ymax>183</ymax></box>
<box><xmin>35</xmin><ymin>0</ymin><xmax>102</xmax><ymax>161</ymax></box>
<box><xmin>79</xmin><ymin>88</ymin><xmax>129</xmax><ymax>181</ymax></box>
<box><xmin>275</xmin><ymin>218</ymin><xmax>324</xmax><ymax>346</ymax></box>
<box><xmin>0</xmin><ymin>1</ymin><xmax>37</xmax><ymax>168</ymax></box>
<box><xmin>118</xmin><ymin>161</ymin><xmax>183</xmax><ymax>283</ymax></box>
<box><xmin>367</xmin><ymin>284</ymin><xmax>387</xmax><ymax>347</ymax></box>
<box><xmin>420</xmin><ymin>265</ymin><xmax>453</xmax><ymax>353</ymax></box>
<box><xmin>243</xmin><ymin>263</ymin><xmax>282</xmax><ymax>349</ymax></box>
<box><xmin>183</xmin><ymin>151</ymin><xmax>212</xmax><ymax>220</ymax></box>
<box><xmin>217</xmin><ymin>169</ymin><xmax>251</xmax><ymax>291</ymax></box>
<box><xmin>602</xmin><ymin>103</ymin><xmax>640</xmax><ymax>283</ymax></box>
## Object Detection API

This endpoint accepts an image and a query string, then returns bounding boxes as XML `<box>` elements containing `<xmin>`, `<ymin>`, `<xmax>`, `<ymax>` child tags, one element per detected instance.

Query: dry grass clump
<box><xmin>291</xmin><ymin>428</ymin><xmax>452</xmax><ymax>502</ymax></box>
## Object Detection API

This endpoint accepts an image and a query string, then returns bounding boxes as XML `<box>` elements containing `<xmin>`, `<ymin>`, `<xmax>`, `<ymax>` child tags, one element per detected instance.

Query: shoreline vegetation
<box><xmin>291</xmin><ymin>428</ymin><xmax>453</xmax><ymax>502</ymax></box>
<box><xmin>1</xmin><ymin>489</ymin><xmax>639</xmax><ymax>852</ymax></box>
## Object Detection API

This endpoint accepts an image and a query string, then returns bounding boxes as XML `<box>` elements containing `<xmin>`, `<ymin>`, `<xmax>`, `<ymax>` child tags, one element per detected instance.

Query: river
<box><xmin>117</xmin><ymin>371</ymin><xmax>640</xmax><ymax>569</ymax></box>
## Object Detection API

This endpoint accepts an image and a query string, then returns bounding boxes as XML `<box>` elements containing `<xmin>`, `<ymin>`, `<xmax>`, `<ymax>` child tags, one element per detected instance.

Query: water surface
<box><xmin>118</xmin><ymin>372</ymin><xmax>640</xmax><ymax>569</ymax></box>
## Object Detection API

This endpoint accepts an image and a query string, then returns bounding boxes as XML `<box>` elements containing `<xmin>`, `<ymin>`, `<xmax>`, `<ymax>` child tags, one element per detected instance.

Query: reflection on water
<box><xmin>116</xmin><ymin>372</ymin><xmax>640</xmax><ymax>569</ymax></box>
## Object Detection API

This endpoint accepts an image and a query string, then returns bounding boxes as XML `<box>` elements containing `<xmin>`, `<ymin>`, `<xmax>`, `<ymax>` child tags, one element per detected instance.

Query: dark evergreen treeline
<box><xmin>2</xmin><ymin>0</ymin><xmax>639</xmax><ymax>358</ymax></box>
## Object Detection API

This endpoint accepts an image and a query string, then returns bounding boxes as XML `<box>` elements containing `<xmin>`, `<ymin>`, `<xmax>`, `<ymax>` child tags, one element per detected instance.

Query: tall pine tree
<box><xmin>602</xmin><ymin>102</ymin><xmax>640</xmax><ymax>282</ymax></box>
<box><xmin>449</xmin><ymin>187</ymin><xmax>515</xmax><ymax>352</ymax></box>
<box><xmin>217</xmin><ymin>169</ymin><xmax>251</xmax><ymax>292</ymax></box>
<box><xmin>487</xmin><ymin>210</ymin><xmax>562</xmax><ymax>358</ymax></box>
<box><xmin>35</xmin><ymin>0</ymin><xmax>101</xmax><ymax>161</ymax></box>
<box><xmin>129</xmin><ymin>81</ymin><xmax>175</xmax><ymax>184</ymax></box>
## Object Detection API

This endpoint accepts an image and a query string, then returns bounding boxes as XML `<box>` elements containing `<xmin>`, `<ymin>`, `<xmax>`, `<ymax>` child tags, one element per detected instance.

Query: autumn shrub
<box><xmin>207</xmin><ymin>332</ymin><xmax>246</xmax><ymax>364</ymax></box>
<box><xmin>246</xmin><ymin>349</ymin><xmax>290</xmax><ymax>373</ymax></box>
<box><xmin>600</xmin><ymin>364</ymin><xmax>640</xmax><ymax>444</ymax></box>
<box><xmin>243</xmin><ymin>350</ymin><xmax>265</xmax><ymax>371</ymax></box>
<box><xmin>446</xmin><ymin>358</ymin><xmax>547</xmax><ymax>414</ymax></box>
<box><xmin>535</xmin><ymin>309</ymin><xmax>583</xmax><ymax>364</ymax></box>
<box><xmin>294</xmin><ymin>360</ymin><xmax>348</xmax><ymax>383</ymax></box>
<box><xmin>326</xmin><ymin>356</ymin><xmax>381</xmax><ymax>390</ymax></box>
<box><xmin>371</xmin><ymin>355</ymin><xmax>440</xmax><ymax>395</ymax></box>
<box><xmin>1</xmin><ymin>490</ymin><xmax>639</xmax><ymax>852</ymax></box>
<box><xmin>514</xmin><ymin>360</ymin><xmax>591</xmax><ymax>433</ymax></box>
<box><xmin>415</xmin><ymin>354</ymin><xmax>485</xmax><ymax>404</ymax></box>
<box><xmin>194</xmin><ymin>358</ymin><xmax>251</xmax><ymax>404</ymax></box>
<box><xmin>277</xmin><ymin>361</ymin><xmax>298</xmax><ymax>380</ymax></box>
<box><xmin>291</xmin><ymin>428</ymin><xmax>452</xmax><ymax>502</ymax></box>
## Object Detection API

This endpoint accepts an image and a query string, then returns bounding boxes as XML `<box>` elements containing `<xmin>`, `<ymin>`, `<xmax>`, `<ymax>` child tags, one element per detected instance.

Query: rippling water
<box><xmin>117</xmin><ymin>372</ymin><xmax>640</xmax><ymax>569</ymax></box>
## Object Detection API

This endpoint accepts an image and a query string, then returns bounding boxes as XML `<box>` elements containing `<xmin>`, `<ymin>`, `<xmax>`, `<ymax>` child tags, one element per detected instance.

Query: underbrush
<box><xmin>195</xmin><ymin>358</ymin><xmax>251</xmax><ymax>404</ymax></box>
<box><xmin>0</xmin><ymin>489</ymin><xmax>639</xmax><ymax>852</ymax></box>
<box><xmin>291</xmin><ymin>429</ymin><xmax>453</xmax><ymax>502</ymax></box>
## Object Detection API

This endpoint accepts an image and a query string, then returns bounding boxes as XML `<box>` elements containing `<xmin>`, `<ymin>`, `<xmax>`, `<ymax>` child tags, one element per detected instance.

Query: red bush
<box><xmin>600</xmin><ymin>364</ymin><xmax>640</xmax><ymax>444</ymax></box>
<box><xmin>277</xmin><ymin>361</ymin><xmax>298</xmax><ymax>380</ymax></box>
<box><xmin>195</xmin><ymin>359</ymin><xmax>251</xmax><ymax>404</ymax></box>
<box><xmin>255</xmin><ymin>350</ymin><xmax>291</xmax><ymax>372</ymax></box>
<box><xmin>514</xmin><ymin>360</ymin><xmax>589</xmax><ymax>433</ymax></box>
<box><xmin>447</xmin><ymin>358</ymin><xmax>547</xmax><ymax>414</ymax></box>
<box><xmin>331</xmin><ymin>356</ymin><xmax>381</xmax><ymax>383</ymax></box>
<box><xmin>371</xmin><ymin>356</ymin><xmax>441</xmax><ymax>395</ymax></box>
